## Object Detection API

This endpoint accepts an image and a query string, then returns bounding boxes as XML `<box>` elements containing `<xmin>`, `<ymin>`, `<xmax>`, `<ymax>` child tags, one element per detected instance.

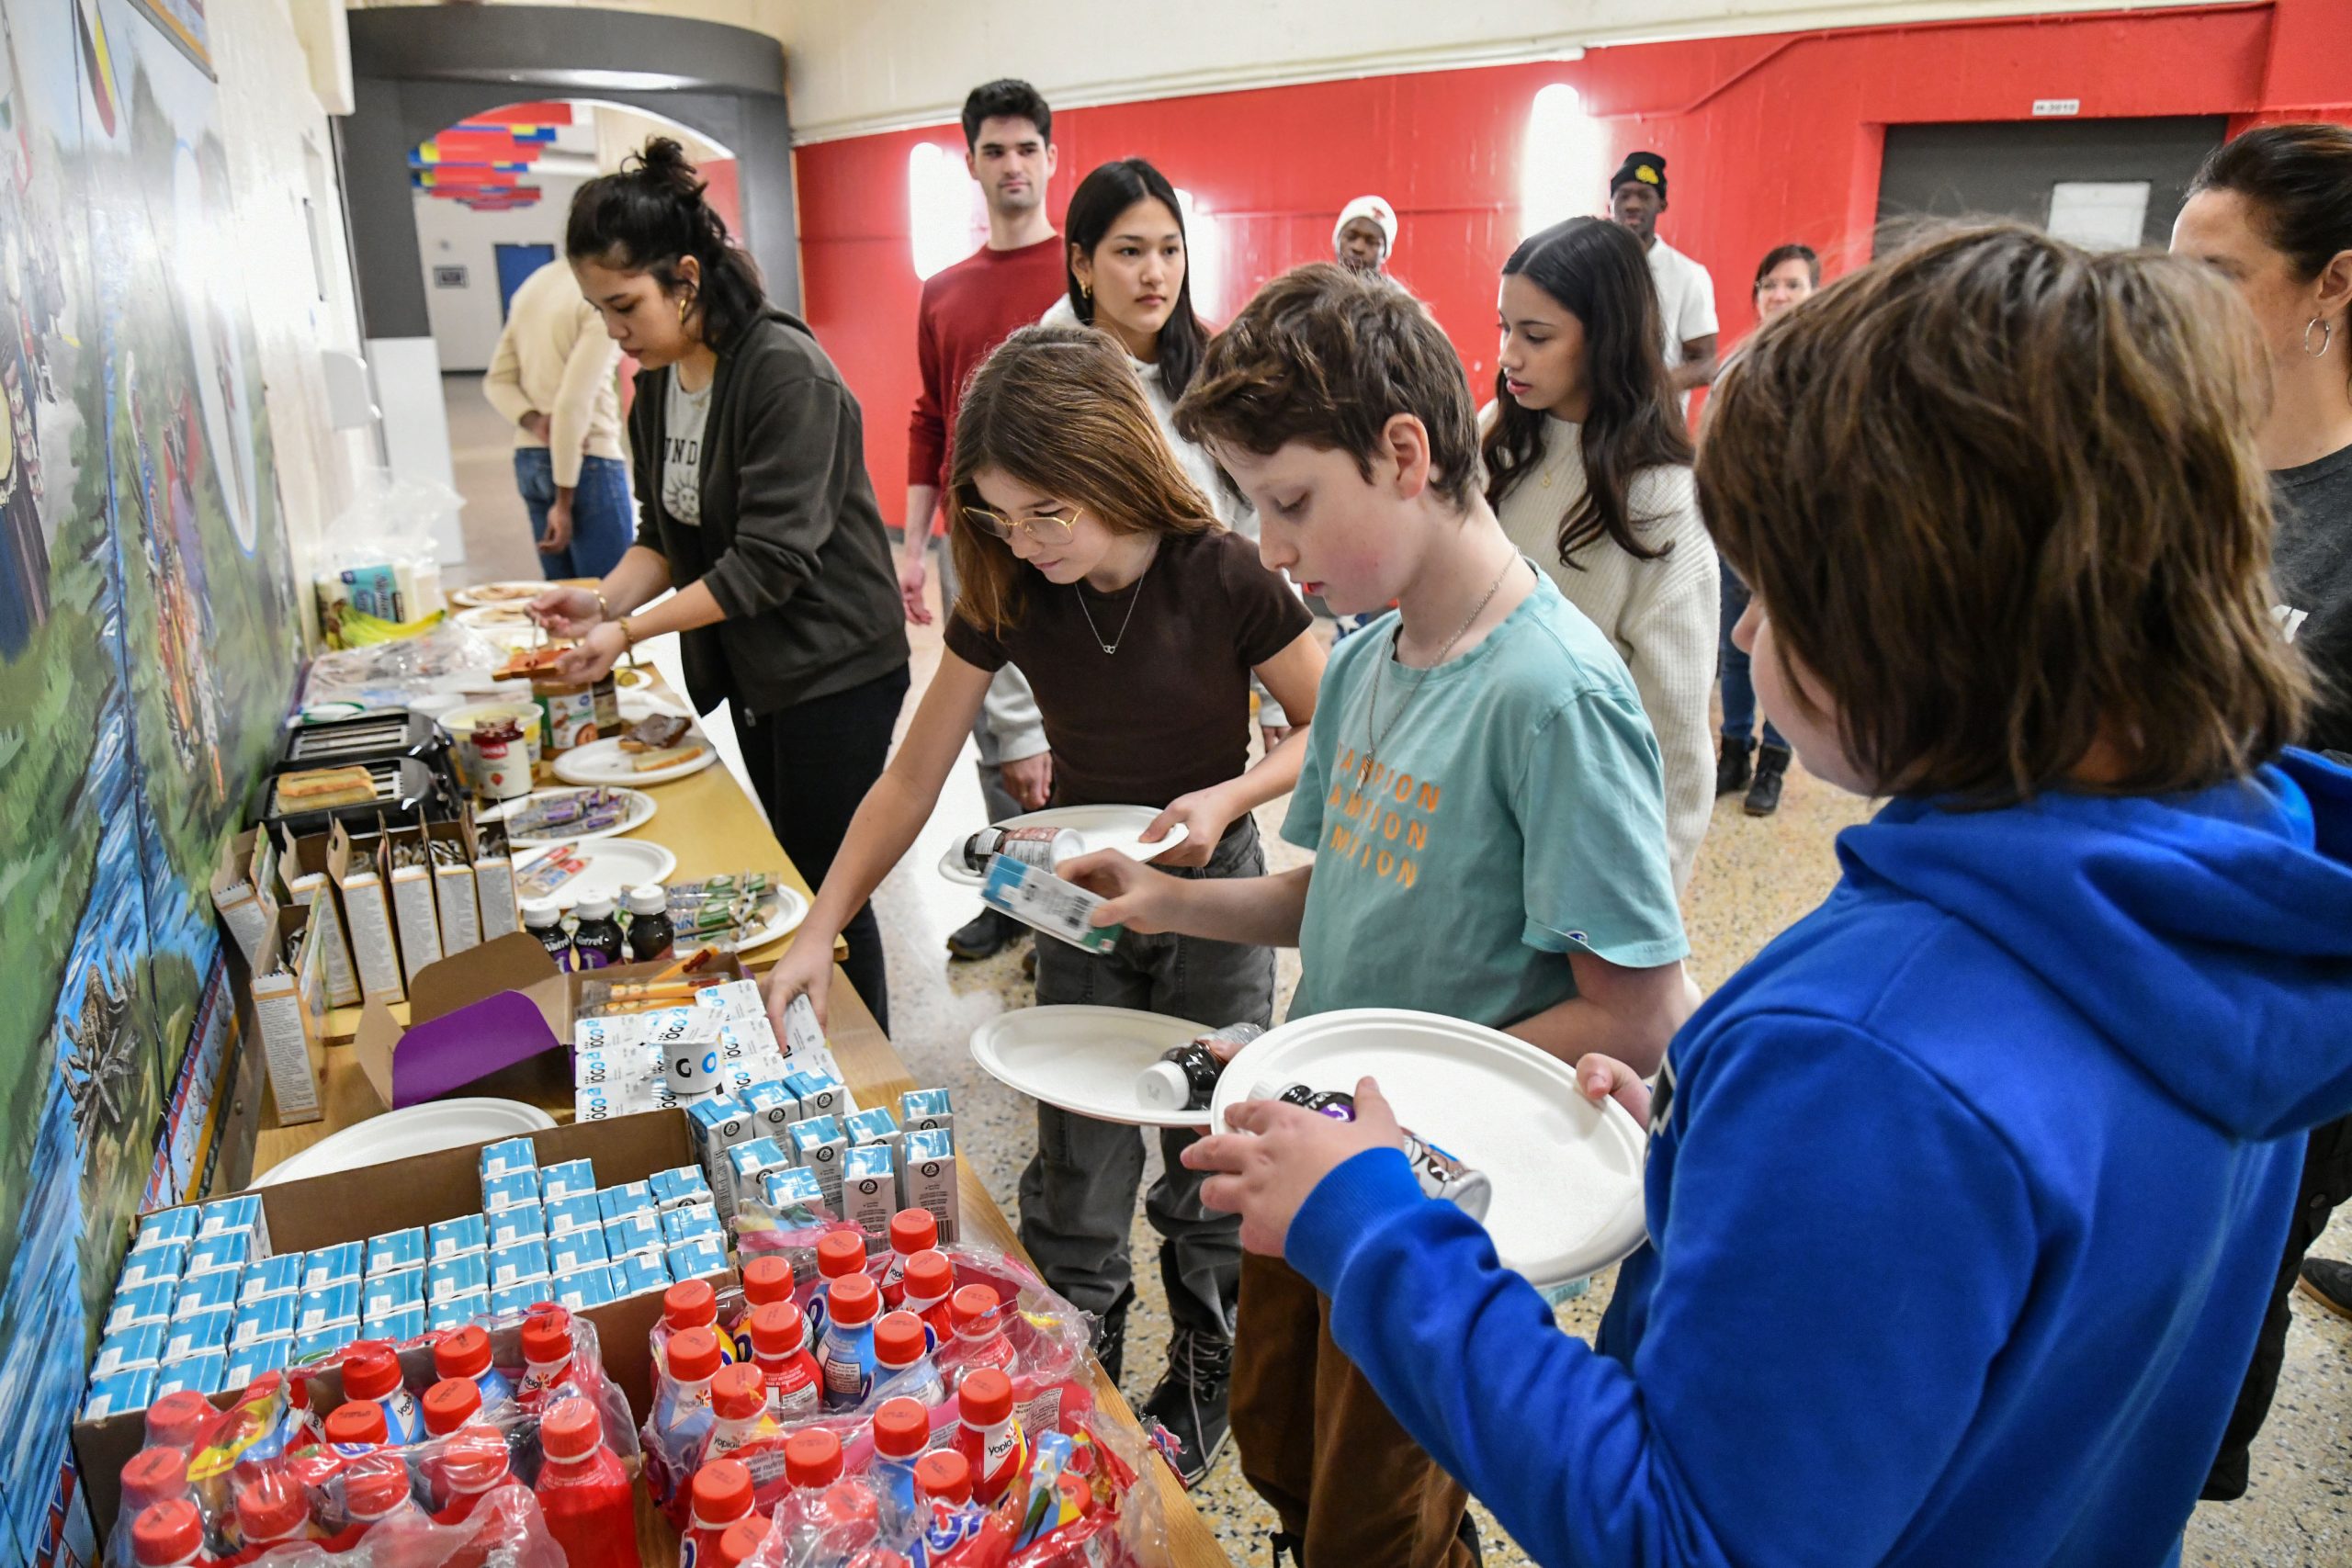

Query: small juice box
<box><xmin>760</xmin><ymin>1166</ymin><xmax>828</xmax><ymax>1219</ymax></box>
<box><xmin>841</xmin><ymin>1143</ymin><xmax>898</xmax><ymax>1238</ymax></box>
<box><xmin>548</xmin><ymin>1227</ymin><xmax>608</xmax><ymax>1276</ymax></box>
<box><xmin>363</xmin><ymin>1303</ymin><xmax>427</xmax><ymax>1342</ymax></box>
<box><xmin>364</xmin><ymin>1227</ymin><xmax>426</xmax><ymax>1278</ymax></box>
<box><xmin>488</xmin><ymin>1203</ymin><xmax>546</xmax><ymax>1248</ymax></box>
<box><xmin>648</xmin><ymin>1166</ymin><xmax>714</xmax><ymax>1212</ymax></box>
<box><xmin>152</xmin><ymin>1349</ymin><xmax>228</xmax><ymax>1400</ymax></box>
<box><xmin>301</xmin><ymin>1242</ymin><xmax>363</xmax><ymax>1293</ymax></box>
<box><xmin>544</xmin><ymin>1192</ymin><xmax>605</xmax><ymax>1238</ymax></box>
<box><xmin>486</xmin><ymin>1239</ymin><xmax>551</xmax><ymax>1292</ymax></box>
<box><xmin>161</xmin><ymin>1309</ymin><xmax>233</xmax><ymax>1363</ymax></box>
<box><xmin>980</xmin><ymin>855</ymin><xmax>1124</xmax><ymax>954</ymax></box>
<box><xmin>787</xmin><ymin>1116</ymin><xmax>849</xmax><ymax>1209</ymax></box>
<box><xmin>613</xmin><ymin>1252</ymin><xmax>670</xmax><ymax>1298</ymax></box>
<box><xmin>361</xmin><ymin>1269</ymin><xmax>424</xmax><ymax>1320</ymax></box>
<box><xmin>294</xmin><ymin>1323</ymin><xmax>359</xmax><ymax>1362</ymax></box>
<box><xmin>899</xmin><ymin>1088</ymin><xmax>955</xmax><ymax>1137</ymax></box>
<box><xmin>666</xmin><ymin>1238</ymin><xmax>727</xmax><ymax>1282</ymax></box>
<box><xmin>230</xmin><ymin>1294</ymin><xmax>300</xmax><ymax>1348</ymax></box>
<box><xmin>295</xmin><ymin>1282</ymin><xmax>360</xmax><ymax>1337</ymax></box>
<box><xmin>428</xmin><ymin>1291</ymin><xmax>491</xmax><ymax>1331</ymax></box>
<box><xmin>481</xmin><ymin>1167</ymin><xmax>541</xmax><ymax>1214</ymax></box>
<box><xmin>479</xmin><ymin>1137</ymin><xmax>537</xmax><ymax>1180</ymax></box>
<box><xmin>84</xmin><ymin>1368</ymin><xmax>157</xmax><ymax>1419</ymax></box>
<box><xmin>843</xmin><ymin>1107</ymin><xmax>901</xmax><ymax>1158</ymax></box>
<box><xmin>428</xmin><ymin>1214</ymin><xmax>487</xmax><ymax>1262</ymax></box>
<box><xmin>662</xmin><ymin>1203</ymin><xmax>722</xmax><ymax>1247</ymax></box>
<box><xmin>899</xmin><ymin>1127</ymin><xmax>961</xmax><ymax>1245</ymax></box>
<box><xmin>223</xmin><ymin>1337</ymin><xmax>293</xmax><ymax>1390</ymax></box>
<box><xmin>199</xmin><ymin>1195</ymin><xmax>268</xmax><ymax>1251</ymax></box>
<box><xmin>740</xmin><ymin>1080</ymin><xmax>801</xmax><ymax>1140</ymax></box>
<box><xmin>783</xmin><ymin>1071</ymin><xmax>854</xmax><ymax>1122</ymax></box>
<box><xmin>596</xmin><ymin>1181</ymin><xmax>658</xmax><ymax>1224</ymax></box>
<box><xmin>540</xmin><ymin>1159</ymin><xmax>597</xmax><ymax>1203</ymax></box>
<box><xmin>185</xmin><ymin>1229</ymin><xmax>253</xmax><ymax>1279</ymax></box>
<box><xmin>602</xmin><ymin>1212</ymin><xmax>664</xmax><ymax>1260</ymax></box>
<box><xmin>487</xmin><ymin>1280</ymin><xmax>548</xmax><ymax>1318</ymax></box>
<box><xmin>131</xmin><ymin>1207</ymin><xmax>199</xmax><ymax>1254</ymax></box>
<box><xmin>93</xmin><ymin>1323</ymin><xmax>167</xmax><ymax>1378</ymax></box>
<box><xmin>105</xmin><ymin>1280</ymin><xmax>177</xmax><ymax>1336</ymax></box>
<box><xmin>238</xmin><ymin>1255</ymin><xmax>304</xmax><ymax>1306</ymax></box>
<box><xmin>782</xmin><ymin>992</ymin><xmax>827</xmax><ymax>1058</ymax></box>
<box><xmin>551</xmin><ymin>1266</ymin><xmax>616</xmax><ymax>1313</ymax></box>
<box><xmin>426</xmin><ymin>1252</ymin><xmax>490</xmax><ymax>1305</ymax></box>
<box><xmin>171</xmin><ymin>1270</ymin><xmax>240</xmax><ymax>1320</ymax></box>
<box><xmin>120</xmin><ymin>1242</ymin><xmax>187</xmax><ymax>1290</ymax></box>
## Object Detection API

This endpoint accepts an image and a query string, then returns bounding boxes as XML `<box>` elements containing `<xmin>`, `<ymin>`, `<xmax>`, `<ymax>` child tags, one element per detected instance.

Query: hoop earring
<box><xmin>2305</xmin><ymin>317</ymin><xmax>2333</xmax><ymax>357</ymax></box>
<box><xmin>1080</xmin><ymin>279</ymin><xmax>1091</xmax><ymax>300</ymax></box>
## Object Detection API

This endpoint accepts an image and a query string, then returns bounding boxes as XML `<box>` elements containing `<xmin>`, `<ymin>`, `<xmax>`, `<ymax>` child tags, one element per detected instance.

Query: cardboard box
<box><xmin>277</xmin><ymin>828</ymin><xmax>362</xmax><ymax>1009</ymax></box>
<box><xmin>245</xmin><ymin>907</ymin><xmax>325</xmax><ymax>1125</ymax></box>
<box><xmin>209</xmin><ymin>828</ymin><xmax>280</xmax><ymax>972</ymax></box>
<box><xmin>328</xmin><ymin>818</ymin><xmax>403</xmax><ymax>1001</ymax></box>
<box><xmin>72</xmin><ymin>1106</ymin><xmax>728</xmax><ymax>1539</ymax></box>
<box><xmin>353</xmin><ymin>933</ymin><xmax>750</xmax><ymax>1111</ymax></box>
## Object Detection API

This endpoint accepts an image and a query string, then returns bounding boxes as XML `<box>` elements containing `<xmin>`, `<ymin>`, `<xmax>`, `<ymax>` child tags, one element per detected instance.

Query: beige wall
<box><xmin>212</xmin><ymin>0</ymin><xmax>373</xmax><ymax>638</ymax></box>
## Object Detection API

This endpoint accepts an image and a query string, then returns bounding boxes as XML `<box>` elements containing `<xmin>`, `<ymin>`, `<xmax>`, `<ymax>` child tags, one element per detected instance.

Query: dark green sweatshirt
<box><xmin>628</xmin><ymin>308</ymin><xmax>908</xmax><ymax>717</ymax></box>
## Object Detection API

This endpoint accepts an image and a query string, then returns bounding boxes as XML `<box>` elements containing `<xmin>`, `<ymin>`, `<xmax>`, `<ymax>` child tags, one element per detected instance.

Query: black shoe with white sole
<box><xmin>2299</xmin><ymin>1257</ymin><xmax>2352</xmax><ymax>1322</ymax></box>
<box><xmin>946</xmin><ymin>907</ymin><xmax>1021</xmax><ymax>961</ymax></box>
<box><xmin>1141</xmin><ymin>1327</ymin><xmax>1233</xmax><ymax>1487</ymax></box>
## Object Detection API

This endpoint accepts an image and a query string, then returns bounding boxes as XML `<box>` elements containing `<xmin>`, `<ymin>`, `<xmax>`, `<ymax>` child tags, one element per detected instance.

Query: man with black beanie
<box><xmin>1610</xmin><ymin>150</ymin><xmax>1719</xmax><ymax>392</ymax></box>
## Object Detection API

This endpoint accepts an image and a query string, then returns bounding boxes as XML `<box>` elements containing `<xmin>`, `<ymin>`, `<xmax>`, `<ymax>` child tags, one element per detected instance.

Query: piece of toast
<box><xmin>632</xmin><ymin>744</ymin><xmax>706</xmax><ymax>773</ymax></box>
<box><xmin>493</xmin><ymin>645</ymin><xmax>569</xmax><ymax>681</ymax></box>
<box><xmin>277</xmin><ymin>765</ymin><xmax>378</xmax><ymax>807</ymax></box>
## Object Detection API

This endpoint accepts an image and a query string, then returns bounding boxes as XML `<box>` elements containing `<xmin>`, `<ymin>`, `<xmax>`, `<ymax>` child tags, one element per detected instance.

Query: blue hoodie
<box><xmin>1288</xmin><ymin>751</ymin><xmax>2352</xmax><ymax>1568</ymax></box>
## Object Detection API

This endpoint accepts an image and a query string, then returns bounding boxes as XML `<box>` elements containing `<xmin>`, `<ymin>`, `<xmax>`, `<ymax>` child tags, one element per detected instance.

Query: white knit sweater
<box><xmin>1490</xmin><ymin>413</ymin><xmax>1719</xmax><ymax>890</ymax></box>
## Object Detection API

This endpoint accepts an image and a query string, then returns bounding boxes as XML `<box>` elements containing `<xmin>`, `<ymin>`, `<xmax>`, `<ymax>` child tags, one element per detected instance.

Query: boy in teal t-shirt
<box><xmin>1067</xmin><ymin>265</ymin><xmax>1693</xmax><ymax>1568</ymax></box>
<box><xmin>1287</xmin><ymin>578</ymin><xmax>1687</xmax><ymax>1029</ymax></box>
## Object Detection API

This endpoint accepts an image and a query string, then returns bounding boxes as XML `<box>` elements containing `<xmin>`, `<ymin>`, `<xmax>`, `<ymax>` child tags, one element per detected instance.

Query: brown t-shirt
<box><xmin>944</xmin><ymin>529</ymin><xmax>1311</xmax><ymax>808</ymax></box>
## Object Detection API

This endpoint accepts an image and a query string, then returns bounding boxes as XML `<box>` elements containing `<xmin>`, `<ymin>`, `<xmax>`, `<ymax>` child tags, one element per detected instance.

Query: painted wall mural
<box><xmin>0</xmin><ymin>0</ymin><xmax>299</xmax><ymax>1562</ymax></box>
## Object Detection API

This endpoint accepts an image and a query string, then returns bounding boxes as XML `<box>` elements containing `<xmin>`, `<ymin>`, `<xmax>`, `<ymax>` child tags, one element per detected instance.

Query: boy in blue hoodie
<box><xmin>1172</xmin><ymin>223</ymin><xmax>2352</xmax><ymax>1566</ymax></box>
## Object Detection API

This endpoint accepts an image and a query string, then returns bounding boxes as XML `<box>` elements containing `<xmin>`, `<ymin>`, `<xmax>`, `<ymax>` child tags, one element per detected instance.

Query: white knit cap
<box><xmin>1333</xmin><ymin>195</ymin><xmax>1398</xmax><ymax>256</ymax></box>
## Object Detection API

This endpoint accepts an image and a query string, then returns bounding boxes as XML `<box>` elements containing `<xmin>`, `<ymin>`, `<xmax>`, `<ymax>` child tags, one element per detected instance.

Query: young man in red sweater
<box><xmin>899</xmin><ymin>78</ymin><xmax>1069</xmax><ymax>964</ymax></box>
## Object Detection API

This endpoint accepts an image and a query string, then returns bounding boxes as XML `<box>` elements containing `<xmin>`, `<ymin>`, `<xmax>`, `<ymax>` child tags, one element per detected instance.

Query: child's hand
<box><xmin>1183</xmin><ymin>1077</ymin><xmax>1402</xmax><ymax>1256</ymax></box>
<box><xmin>1136</xmin><ymin>785</ymin><xmax>1235</xmax><ymax>869</ymax></box>
<box><xmin>1575</xmin><ymin>1053</ymin><xmax>1652</xmax><ymax>1124</ymax></box>
<box><xmin>1058</xmin><ymin>851</ymin><xmax>1184</xmax><ymax>933</ymax></box>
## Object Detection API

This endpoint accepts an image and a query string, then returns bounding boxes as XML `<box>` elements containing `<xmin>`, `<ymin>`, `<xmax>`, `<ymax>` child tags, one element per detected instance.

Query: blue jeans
<box><xmin>515</xmin><ymin>449</ymin><xmax>635</xmax><ymax>581</ymax></box>
<box><xmin>1718</xmin><ymin>560</ymin><xmax>1783</xmax><ymax>748</ymax></box>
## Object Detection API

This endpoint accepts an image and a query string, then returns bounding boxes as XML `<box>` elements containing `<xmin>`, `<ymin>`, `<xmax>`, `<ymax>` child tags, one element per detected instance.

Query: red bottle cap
<box><xmin>119</xmin><ymin>1447</ymin><xmax>189</xmax><ymax>1510</ymax></box>
<box><xmin>717</xmin><ymin>1518</ymin><xmax>767</xmax><ymax>1568</ymax></box>
<box><xmin>439</xmin><ymin>1428</ymin><xmax>511</xmax><ymax>1493</ymax></box>
<box><xmin>667</xmin><ymin>1325</ymin><xmax>723</xmax><ymax>1382</ymax></box>
<box><xmin>957</xmin><ymin>1368</ymin><xmax>1012</xmax><ymax>1427</ymax></box>
<box><xmin>741</xmin><ymin>1256</ymin><xmax>793</xmax><ymax>1306</ymax></box>
<box><xmin>662</xmin><ymin>1279</ymin><xmax>717</xmax><ymax>1330</ymax></box>
<box><xmin>903</xmin><ymin>1250</ymin><xmax>955</xmax><ymax>1303</ymax></box>
<box><xmin>949</xmin><ymin>1285</ymin><xmax>1001</xmax><ymax>1335</ymax></box>
<box><xmin>340</xmin><ymin>1345</ymin><xmax>402</xmax><ymax>1402</ymax></box>
<box><xmin>691</xmin><ymin>1459</ymin><xmax>754</xmax><ymax>1524</ymax></box>
<box><xmin>873</xmin><ymin>1311</ymin><xmax>926</xmax><ymax>1370</ymax></box>
<box><xmin>748</xmin><ymin>1300</ymin><xmax>806</xmax><ymax>1358</ymax></box>
<box><xmin>433</xmin><ymin>1324</ymin><xmax>493</xmax><ymax>1381</ymax></box>
<box><xmin>142</xmin><ymin>1390</ymin><xmax>217</xmax><ymax>1452</ymax></box>
<box><xmin>235</xmin><ymin>1474</ymin><xmax>309</xmax><ymax>1542</ymax></box>
<box><xmin>324</xmin><ymin>1400</ymin><xmax>389</xmax><ymax>1447</ymax></box>
<box><xmin>130</xmin><ymin>1498</ymin><xmax>204</xmax><ymax>1567</ymax></box>
<box><xmin>422</xmin><ymin>1377</ymin><xmax>482</xmax><ymax>1436</ymax></box>
<box><xmin>914</xmin><ymin>1450</ymin><xmax>971</xmax><ymax>1505</ymax></box>
<box><xmin>344</xmin><ymin>1454</ymin><xmax>414</xmax><ymax>1518</ymax></box>
<box><xmin>814</xmin><ymin>1232</ymin><xmax>866</xmax><ymax>1280</ymax></box>
<box><xmin>872</xmin><ymin>1397</ymin><xmax>929</xmax><ymax>1460</ymax></box>
<box><xmin>711</xmin><ymin>1363</ymin><xmax>766</xmax><ymax>1420</ymax></box>
<box><xmin>888</xmin><ymin>1209</ymin><xmax>938</xmax><ymax>1256</ymax></box>
<box><xmin>827</xmin><ymin>1272</ymin><xmax>879</xmax><ymax>1327</ymax></box>
<box><xmin>520</xmin><ymin>1310</ymin><xmax>573</xmax><ymax>1365</ymax></box>
<box><xmin>538</xmin><ymin>1398</ymin><xmax>604</xmax><ymax>1461</ymax></box>
<box><xmin>784</xmin><ymin>1428</ymin><xmax>842</xmax><ymax>1488</ymax></box>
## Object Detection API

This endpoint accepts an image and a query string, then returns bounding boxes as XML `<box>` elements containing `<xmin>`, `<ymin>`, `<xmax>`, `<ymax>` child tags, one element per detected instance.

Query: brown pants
<box><xmin>1232</xmin><ymin>1252</ymin><xmax>1476</xmax><ymax>1568</ymax></box>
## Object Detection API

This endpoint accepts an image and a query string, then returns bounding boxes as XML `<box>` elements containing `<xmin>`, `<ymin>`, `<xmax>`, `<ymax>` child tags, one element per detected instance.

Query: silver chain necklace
<box><xmin>1360</xmin><ymin>551</ymin><xmax>1523</xmax><ymax>786</ymax></box>
<box><xmin>1075</xmin><ymin>551</ymin><xmax>1154</xmax><ymax>656</ymax></box>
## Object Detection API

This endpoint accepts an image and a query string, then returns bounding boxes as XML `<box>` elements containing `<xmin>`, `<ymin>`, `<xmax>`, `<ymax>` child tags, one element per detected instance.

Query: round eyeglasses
<box><xmin>962</xmin><ymin>506</ymin><xmax>1080</xmax><ymax>546</ymax></box>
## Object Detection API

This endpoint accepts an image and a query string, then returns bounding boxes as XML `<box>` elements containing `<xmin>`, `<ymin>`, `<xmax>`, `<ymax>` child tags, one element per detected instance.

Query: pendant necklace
<box><xmin>1359</xmin><ymin>550</ymin><xmax>1523</xmax><ymax>787</ymax></box>
<box><xmin>1075</xmin><ymin>548</ymin><xmax>1155</xmax><ymax>656</ymax></box>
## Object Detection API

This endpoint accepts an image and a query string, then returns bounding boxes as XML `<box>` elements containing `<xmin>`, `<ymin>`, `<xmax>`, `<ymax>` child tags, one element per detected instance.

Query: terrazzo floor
<box><xmin>850</xmin><ymin>583</ymin><xmax>2351</xmax><ymax>1568</ymax></box>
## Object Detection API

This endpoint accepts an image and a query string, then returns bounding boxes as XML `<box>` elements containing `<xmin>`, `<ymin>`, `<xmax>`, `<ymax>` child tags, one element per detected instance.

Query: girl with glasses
<box><xmin>762</xmin><ymin>324</ymin><xmax>1325</xmax><ymax>1481</ymax></box>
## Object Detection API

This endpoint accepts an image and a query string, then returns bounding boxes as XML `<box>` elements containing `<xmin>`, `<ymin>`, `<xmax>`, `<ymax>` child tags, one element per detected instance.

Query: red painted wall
<box><xmin>796</xmin><ymin>0</ymin><xmax>2352</xmax><ymax>527</ymax></box>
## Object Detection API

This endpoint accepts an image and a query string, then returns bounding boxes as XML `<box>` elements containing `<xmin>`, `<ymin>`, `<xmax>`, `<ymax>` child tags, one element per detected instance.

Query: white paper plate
<box><xmin>685</xmin><ymin>886</ymin><xmax>810</xmax><ymax>955</ymax></box>
<box><xmin>254</xmin><ymin>1099</ymin><xmax>556</xmax><ymax>1187</ymax></box>
<box><xmin>934</xmin><ymin>806</ymin><xmax>1193</xmax><ymax>889</ymax></box>
<box><xmin>448</xmin><ymin>581</ymin><xmax>547</xmax><ymax>610</ymax></box>
<box><xmin>618</xmin><ymin>691</ymin><xmax>692</xmax><ymax>724</ymax></box>
<box><xmin>456</xmin><ymin>602</ymin><xmax>540</xmax><ymax>631</ymax></box>
<box><xmin>1210</xmin><ymin>1009</ymin><xmax>1649</xmax><ymax>1289</ymax></box>
<box><xmin>513</xmin><ymin>838</ymin><xmax>679</xmax><ymax>907</ymax></box>
<box><xmin>970</xmin><ymin>1006</ymin><xmax>1215</xmax><ymax>1128</ymax></box>
<box><xmin>554</xmin><ymin>735</ymin><xmax>717</xmax><ymax>787</ymax></box>
<box><xmin>483</xmin><ymin>786</ymin><xmax>658</xmax><ymax>846</ymax></box>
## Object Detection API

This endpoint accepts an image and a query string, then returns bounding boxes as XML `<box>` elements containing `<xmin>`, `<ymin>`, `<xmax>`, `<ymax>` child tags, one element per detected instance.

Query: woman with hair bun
<box><xmin>532</xmin><ymin>138</ymin><xmax>910</xmax><ymax>1027</ymax></box>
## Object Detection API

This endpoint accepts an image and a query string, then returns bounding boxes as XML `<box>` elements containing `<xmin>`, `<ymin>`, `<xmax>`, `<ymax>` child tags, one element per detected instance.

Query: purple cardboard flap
<box><xmin>390</xmin><ymin>990</ymin><xmax>561</xmax><ymax>1107</ymax></box>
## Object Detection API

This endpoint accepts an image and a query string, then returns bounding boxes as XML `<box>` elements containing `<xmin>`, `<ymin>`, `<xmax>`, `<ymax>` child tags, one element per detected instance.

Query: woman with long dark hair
<box><xmin>531</xmin><ymin>139</ymin><xmax>909</xmax><ymax>1024</ymax></box>
<box><xmin>1486</xmin><ymin>216</ymin><xmax>1718</xmax><ymax>886</ymax></box>
<box><xmin>1045</xmin><ymin>158</ymin><xmax>1297</xmax><ymax>748</ymax></box>
<box><xmin>2171</xmin><ymin>118</ymin><xmax>2352</xmax><ymax>1499</ymax></box>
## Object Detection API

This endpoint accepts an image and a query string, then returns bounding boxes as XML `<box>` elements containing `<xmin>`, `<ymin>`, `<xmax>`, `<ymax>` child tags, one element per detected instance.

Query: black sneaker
<box><xmin>1745</xmin><ymin>743</ymin><xmax>1791</xmax><ymax>818</ymax></box>
<box><xmin>2298</xmin><ymin>1257</ymin><xmax>2352</xmax><ymax>1323</ymax></box>
<box><xmin>1268</xmin><ymin>1532</ymin><xmax>1304</xmax><ymax>1566</ymax></box>
<box><xmin>946</xmin><ymin>908</ymin><xmax>1019</xmax><ymax>961</ymax></box>
<box><xmin>1716</xmin><ymin>738</ymin><xmax>1755</xmax><ymax>795</ymax></box>
<box><xmin>1089</xmin><ymin>1292</ymin><xmax>1132</xmax><ymax>1384</ymax></box>
<box><xmin>1141</xmin><ymin>1327</ymin><xmax>1233</xmax><ymax>1487</ymax></box>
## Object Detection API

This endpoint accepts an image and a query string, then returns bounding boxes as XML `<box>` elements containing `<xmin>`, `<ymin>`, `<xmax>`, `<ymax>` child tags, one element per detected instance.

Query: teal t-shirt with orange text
<box><xmin>1283</xmin><ymin>568</ymin><xmax>1689</xmax><ymax>1027</ymax></box>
